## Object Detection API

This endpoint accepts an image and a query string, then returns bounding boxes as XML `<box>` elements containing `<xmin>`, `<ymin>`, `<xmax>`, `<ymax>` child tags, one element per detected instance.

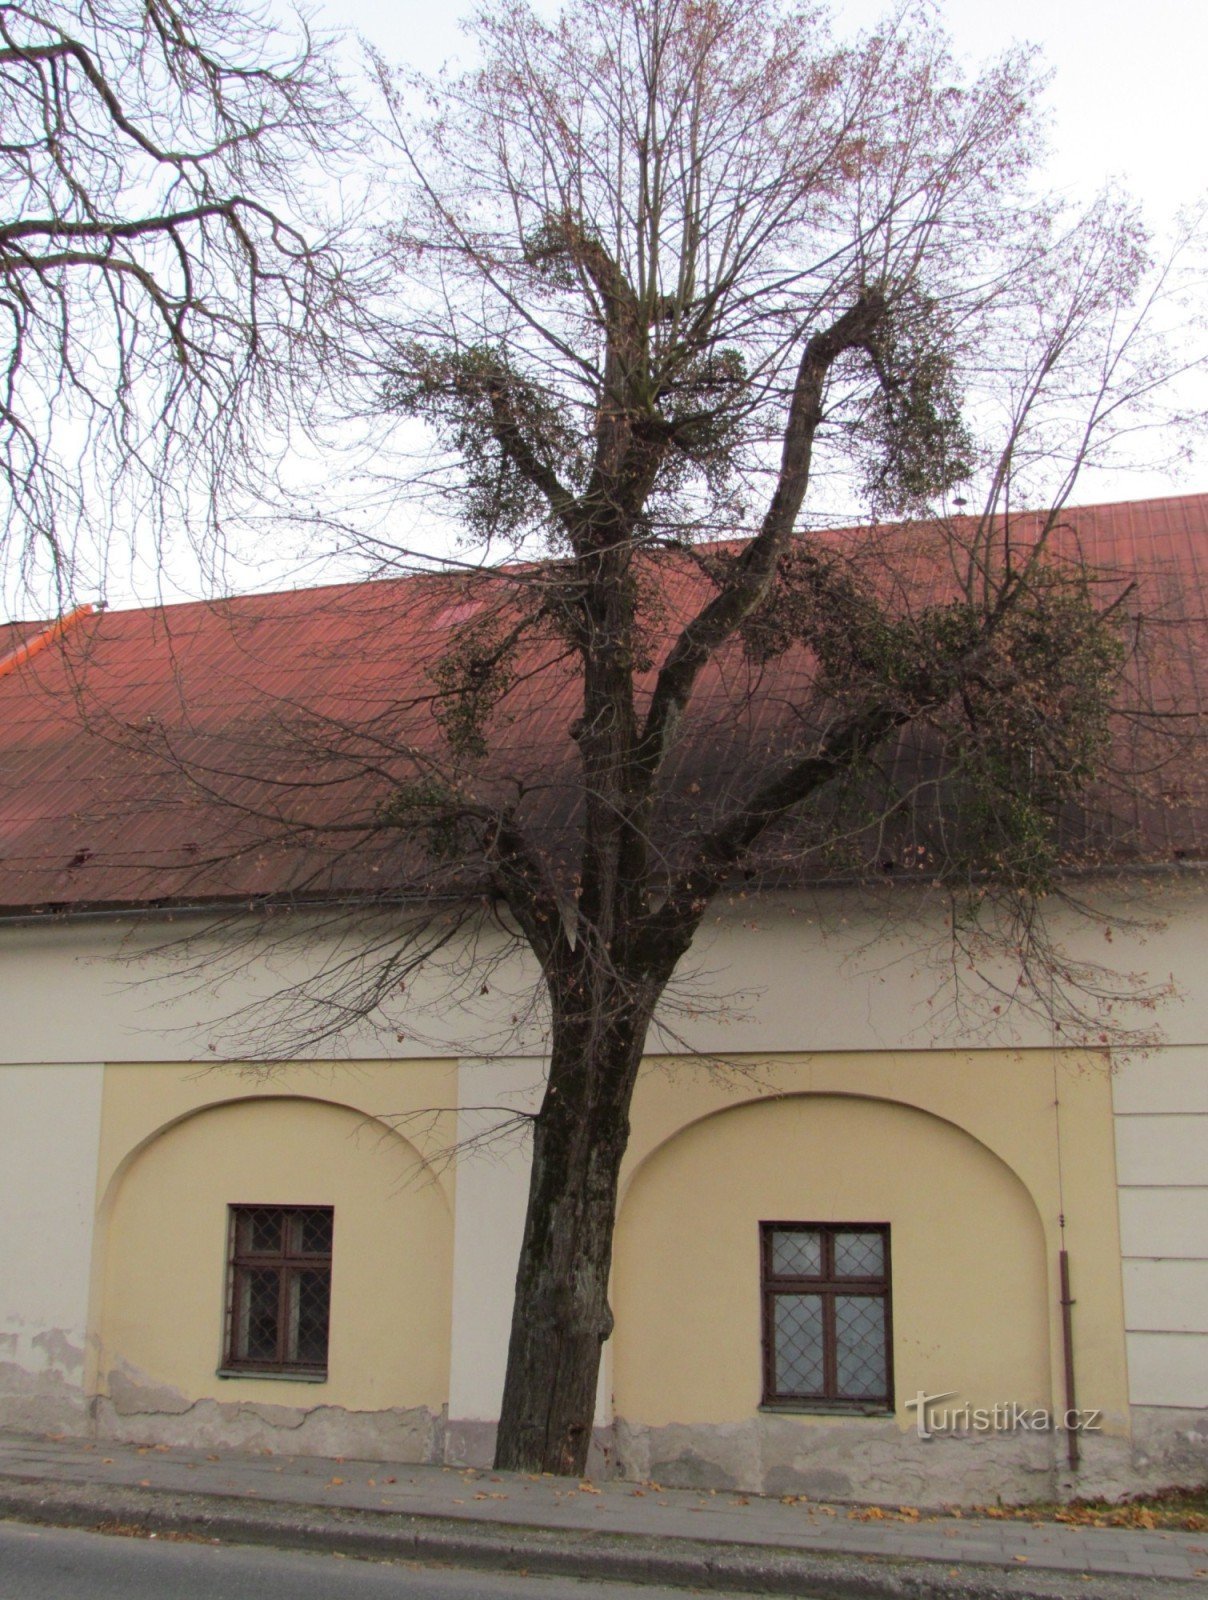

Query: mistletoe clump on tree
<box><xmin>348</xmin><ymin>0</ymin><xmax>1198</xmax><ymax>1475</ymax></box>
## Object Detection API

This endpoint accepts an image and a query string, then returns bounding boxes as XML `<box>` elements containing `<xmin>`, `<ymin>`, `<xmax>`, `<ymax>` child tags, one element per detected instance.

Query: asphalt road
<box><xmin>0</xmin><ymin>1520</ymin><xmax>797</xmax><ymax>1600</ymax></box>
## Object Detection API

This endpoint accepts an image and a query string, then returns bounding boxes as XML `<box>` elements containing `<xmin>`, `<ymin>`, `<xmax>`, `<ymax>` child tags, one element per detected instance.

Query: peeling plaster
<box><xmin>443</xmin><ymin>1418</ymin><xmax>614</xmax><ymax>1480</ymax></box>
<box><xmin>613</xmin><ymin>1409</ymin><xmax>1208</xmax><ymax>1506</ymax></box>
<box><xmin>94</xmin><ymin>1372</ymin><xmax>446</xmax><ymax>1463</ymax></box>
<box><xmin>0</xmin><ymin>1359</ymin><xmax>90</xmax><ymax>1434</ymax></box>
<box><xmin>615</xmin><ymin>1415</ymin><xmax>1060</xmax><ymax>1506</ymax></box>
<box><xmin>32</xmin><ymin>1327</ymin><xmax>84</xmax><ymax>1372</ymax></box>
<box><xmin>1121</xmin><ymin>1407</ymin><xmax>1208</xmax><ymax>1490</ymax></box>
<box><xmin>107</xmin><ymin>1367</ymin><xmax>194</xmax><ymax>1417</ymax></box>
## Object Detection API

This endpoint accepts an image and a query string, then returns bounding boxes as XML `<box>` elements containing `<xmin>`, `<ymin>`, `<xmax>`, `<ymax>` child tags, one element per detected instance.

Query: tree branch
<box><xmin>482</xmin><ymin>808</ymin><xmax>573</xmax><ymax>974</ymax></box>
<box><xmin>481</xmin><ymin>368</ymin><xmax>580</xmax><ymax>533</ymax></box>
<box><xmin>635</xmin><ymin>288</ymin><xmax>889</xmax><ymax>782</ymax></box>
<box><xmin>637</xmin><ymin>695</ymin><xmax>909</xmax><ymax>967</ymax></box>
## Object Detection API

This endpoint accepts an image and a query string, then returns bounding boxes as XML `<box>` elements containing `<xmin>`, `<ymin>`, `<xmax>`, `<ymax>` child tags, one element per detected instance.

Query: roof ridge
<box><xmin>5</xmin><ymin>488</ymin><xmax>1206</xmax><ymax>628</ymax></box>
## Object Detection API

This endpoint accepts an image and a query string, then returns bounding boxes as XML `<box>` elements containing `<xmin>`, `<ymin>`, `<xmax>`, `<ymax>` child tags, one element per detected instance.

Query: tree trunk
<box><xmin>493</xmin><ymin>998</ymin><xmax>650</xmax><ymax>1475</ymax></box>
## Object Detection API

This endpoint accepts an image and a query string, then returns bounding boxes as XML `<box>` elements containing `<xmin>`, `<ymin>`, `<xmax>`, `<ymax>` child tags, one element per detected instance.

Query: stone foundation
<box><xmin>6</xmin><ymin>1380</ymin><xmax>1202</xmax><ymax>1505</ymax></box>
<box><xmin>1125</xmin><ymin>1407</ymin><xmax>1208</xmax><ymax>1489</ymax></box>
<box><xmin>443</xmin><ymin>1418</ymin><xmax>616</xmax><ymax>1479</ymax></box>
<box><xmin>92</xmin><ymin>1364</ymin><xmax>446</xmax><ymax>1462</ymax></box>
<box><xmin>613</xmin><ymin>1409</ymin><xmax>1208</xmax><ymax>1506</ymax></box>
<box><xmin>0</xmin><ymin>1326</ymin><xmax>91</xmax><ymax>1435</ymax></box>
<box><xmin>616</xmin><ymin>1415</ymin><xmax>1060</xmax><ymax>1506</ymax></box>
<box><xmin>0</xmin><ymin>1365</ymin><xmax>91</xmax><ymax>1436</ymax></box>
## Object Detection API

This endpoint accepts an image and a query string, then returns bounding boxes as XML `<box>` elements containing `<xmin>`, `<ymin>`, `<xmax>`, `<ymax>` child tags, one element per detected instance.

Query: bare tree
<box><xmin>352</xmin><ymin>0</ymin><xmax>1204</xmax><ymax>1475</ymax></box>
<box><xmin>89</xmin><ymin>0</ymin><xmax>1203</xmax><ymax>1479</ymax></box>
<box><xmin>0</xmin><ymin>0</ymin><xmax>359</xmax><ymax>599</ymax></box>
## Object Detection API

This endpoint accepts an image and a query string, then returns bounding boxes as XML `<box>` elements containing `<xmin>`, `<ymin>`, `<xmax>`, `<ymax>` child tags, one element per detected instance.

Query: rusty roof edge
<box><xmin>0</xmin><ymin>602</ymin><xmax>97</xmax><ymax>679</ymax></box>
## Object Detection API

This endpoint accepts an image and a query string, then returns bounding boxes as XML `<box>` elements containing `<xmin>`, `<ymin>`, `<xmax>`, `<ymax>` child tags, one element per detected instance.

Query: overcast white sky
<box><xmin>71</xmin><ymin>0</ymin><xmax>1208</xmax><ymax>611</ymax></box>
<box><xmin>295</xmin><ymin>0</ymin><xmax>1205</xmax><ymax>543</ymax></box>
<box><xmin>322</xmin><ymin>0</ymin><xmax>1205</xmax><ymax>227</ymax></box>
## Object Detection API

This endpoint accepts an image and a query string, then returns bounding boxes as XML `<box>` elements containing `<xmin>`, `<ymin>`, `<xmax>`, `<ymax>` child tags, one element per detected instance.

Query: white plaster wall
<box><xmin>0</xmin><ymin>877</ymin><xmax>1203</xmax><ymax>1065</ymax></box>
<box><xmin>0</xmin><ymin>1065</ymin><xmax>103</xmax><ymax>1424</ymax></box>
<box><xmin>446</xmin><ymin>1057</ymin><xmax>610</xmax><ymax>1450</ymax></box>
<box><xmin>673</xmin><ymin>878</ymin><xmax>1208</xmax><ymax>1053</ymax></box>
<box><xmin>0</xmin><ymin>880</ymin><xmax>1202</xmax><ymax>1445</ymax></box>
<box><xmin>1113</xmin><ymin>1046</ymin><xmax>1208</xmax><ymax>1409</ymax></box>
<box><xmin>447</xmin><ymin>1058</ymin><xmax>541</xmax><ymax>1425</ymax></box>
<box><xmin>1124</xmin><ymin>1335</ymin><xmax>1208</xmax><ymax>1408</ymax></box>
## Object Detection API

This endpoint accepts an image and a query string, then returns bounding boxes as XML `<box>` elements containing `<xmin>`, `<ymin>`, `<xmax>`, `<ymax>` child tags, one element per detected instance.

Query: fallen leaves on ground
<box><xmin>969</xmin><ymin>1487</ymin><xmax>1207</xmax><ymax>1533</ymax></box>
<box><xmin>92</xmin><ymin>1521</ymin><xmax>219</xmax><ymax>1544</ymax></box>
<box><xmin>846</xmin><ymin>1505</ymin><xmax>922</xmax><ymax>1523</ymax></box>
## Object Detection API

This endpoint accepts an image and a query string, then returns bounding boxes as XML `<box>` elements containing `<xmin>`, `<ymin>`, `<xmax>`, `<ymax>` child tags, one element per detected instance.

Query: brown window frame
<box><xmin>760</xmin><ymin>1222</ymin><xmax>893</xmax><ymax>1410</ymax></box>
<box><xmin>221</xmin><ymin>1204</ymin><xmax>334</xmax><ymax>1379</ymax></box>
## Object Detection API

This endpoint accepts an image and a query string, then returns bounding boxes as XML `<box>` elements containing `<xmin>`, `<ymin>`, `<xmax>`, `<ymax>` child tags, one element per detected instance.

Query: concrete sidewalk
<box><xmin>0</xmin><ymin>1433</ymin><xmax>1204</xmax><ymax>1599</ymax></box>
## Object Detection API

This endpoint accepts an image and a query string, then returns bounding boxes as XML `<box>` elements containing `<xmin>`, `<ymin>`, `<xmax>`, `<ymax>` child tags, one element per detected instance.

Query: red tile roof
<box><xmin>0</xmin><ymin>494</ymin><xmax>1203</xmax><ymax>914</ymax></box>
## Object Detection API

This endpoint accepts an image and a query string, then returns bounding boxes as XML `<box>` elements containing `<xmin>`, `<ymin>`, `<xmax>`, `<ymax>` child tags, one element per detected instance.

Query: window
<box><xmin>760</xmin><ymin>1223</ymin><xmax>892</xmax><ymax>1409</ymax></box>
<box><xmin>222</xmin><ymin>1205</ymin><xmax>333</xmax><ymax>1378</ymax></box>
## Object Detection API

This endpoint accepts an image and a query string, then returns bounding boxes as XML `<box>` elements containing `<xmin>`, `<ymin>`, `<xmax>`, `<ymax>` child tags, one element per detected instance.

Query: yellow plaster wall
<box><xmin>94</xmin><ymin>1062</ymin><xmax>456</xmax><ymax>1414</ymax></box>
<box><xmin>614</xmin><ymin>1050</ymin><xmax>1128</xmax><ymax>1435</ymax></box>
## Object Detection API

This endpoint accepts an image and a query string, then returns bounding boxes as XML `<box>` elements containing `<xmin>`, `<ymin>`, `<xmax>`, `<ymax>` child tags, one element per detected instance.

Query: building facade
<box><xmin>0</xmin><ymin>882</ymin><xmax>1204</xmax><ymax>1506</ymax></box>
<box><xmin>0</xmin><ymin>494</ymin><xmax>1204</xmax><ymax>1504</ymax></box>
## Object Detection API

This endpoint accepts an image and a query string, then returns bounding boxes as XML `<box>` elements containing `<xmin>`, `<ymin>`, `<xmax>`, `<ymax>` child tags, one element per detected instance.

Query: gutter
<box><xmin>0</xmin><ymin>857</ymin><xmax>1201</xmax><ymax>931</ymax></box>
<box><xmin>0</xmin><ymin>891</ymin><xmax>463</xmax><ymax>930</ymax></box>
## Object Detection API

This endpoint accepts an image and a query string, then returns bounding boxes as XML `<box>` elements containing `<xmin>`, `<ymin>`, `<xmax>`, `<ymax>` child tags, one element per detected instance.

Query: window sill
<box><xmin>759</xmin><ymin>1402</ymin><xmax>893</xmax><ymax>1418</ymax></box>
<box><xmin>216</xmin><ymin>1367</ymin><xmax>328</xmax><ymax>1383</ymax></box>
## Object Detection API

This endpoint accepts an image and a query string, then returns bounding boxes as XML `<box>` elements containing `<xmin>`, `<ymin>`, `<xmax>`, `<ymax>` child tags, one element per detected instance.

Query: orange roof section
<box><xmin>0</xmin><ymin>494</ymin><xmax>1202</xmax><ymax>915</ymax></box>
<box><xmin>0</xmin><ymin>604</ymin><xmax>95</xmax><ymax>682</ymax></box>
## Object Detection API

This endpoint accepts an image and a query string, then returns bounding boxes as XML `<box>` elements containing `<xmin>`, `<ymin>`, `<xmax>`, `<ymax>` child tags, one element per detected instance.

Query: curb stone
<box><xmin>0</xmin><ymin>1478</ymin><xmax>1201</xmax><ymax>1600</ymax></box>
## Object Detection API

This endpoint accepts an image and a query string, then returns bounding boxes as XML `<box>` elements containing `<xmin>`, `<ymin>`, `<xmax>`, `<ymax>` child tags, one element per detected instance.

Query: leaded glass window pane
<box><xmin>834</xmin><ymin>1231</ymin><xmax>884</xmax><ymax>1278</ymax></box>
<box><xmin>761</xmin><ymin>1223</ymin><xmax>891</xmax><ymax>1408</ymax></box>
<box><xmin>289</xmin><ymin>1209</ymin><xmax>334</xmax><ymax>1256</ymax></box>
<box><xmin>771</xmin><ymin>1229</ymin><xmax>822</xmax><ymax>1277</ymax></box>
<box><xmin>237</xmin><ymin>1208</ymin><xmax>282</xmax><ymax>1255</ymax></box>
<box><xmin>773</xmin><ymin>1294</ymin><xmax>824</xmax><ymax>1394</ymax></box>
<box><xmin>835</xmin><ymin>1295</ymin><xmax>887</xmax><ymax>1398</ymax></box>
<box><xmin>234</xmin><ymin>1267</ymin><xmax>281</xmax><ymax>1362</ymax></box>
<box><xmin>226</xmin><ymin>1205</ymin><xmax>333</xmax><ymax>1375</ymax></box>
<box><xmin>288</xmin><ymin>1269</ymin><xmax>331</xmax><ymax>1365</ymax></box>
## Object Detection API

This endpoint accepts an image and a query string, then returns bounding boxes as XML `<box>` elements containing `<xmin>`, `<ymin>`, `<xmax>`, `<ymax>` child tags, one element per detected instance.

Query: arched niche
<box><xmin>613</xmin><ymin>1093</ymin><xmax>1050</xmax><ymax>1428</ymax></box>
<box><xmin>98</xmin><ymin>1095</ymin><xmax>452</xmax><ymax>1414</ymax></box>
